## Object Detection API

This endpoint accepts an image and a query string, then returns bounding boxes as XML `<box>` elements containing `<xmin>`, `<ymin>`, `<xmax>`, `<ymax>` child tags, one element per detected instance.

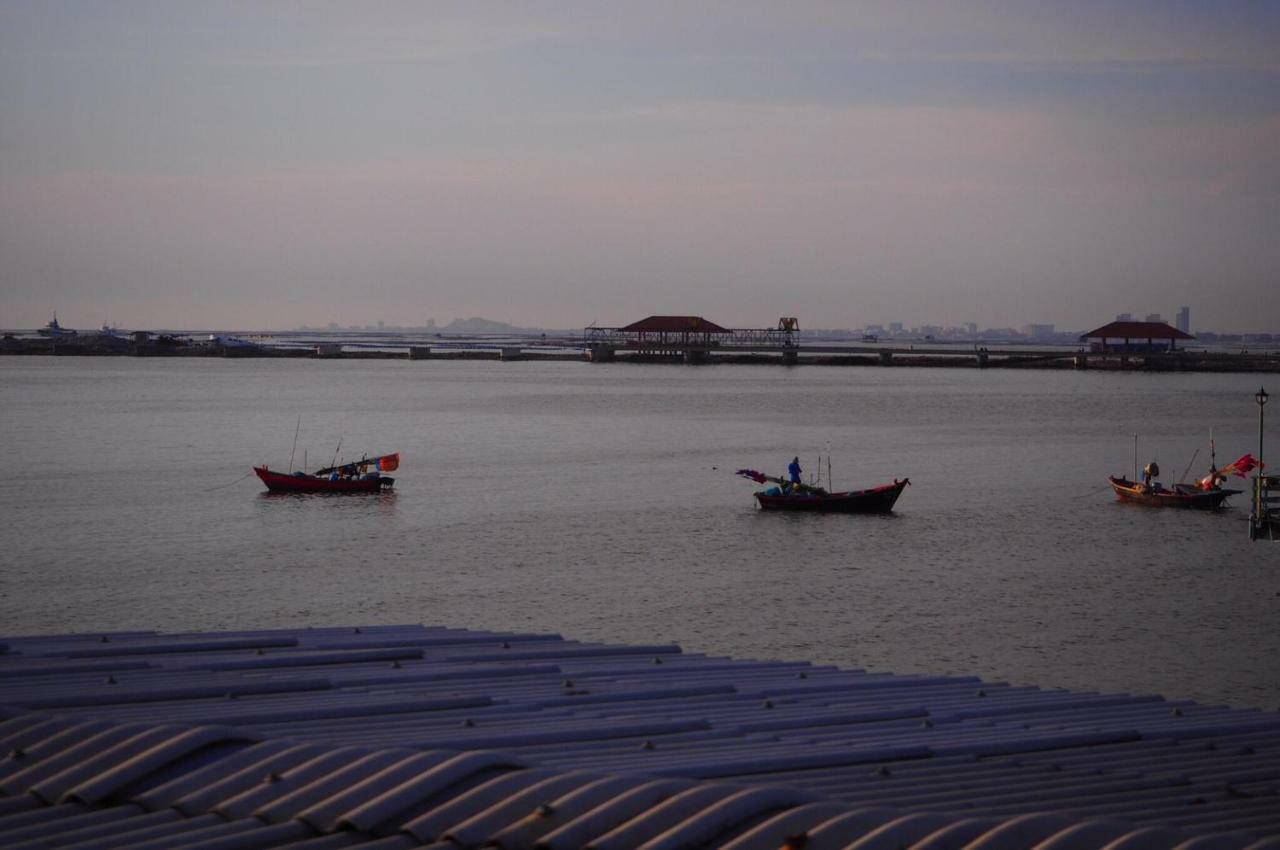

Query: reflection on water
<box><xmin>257</xmin><ymin>491</ymin><xmax>399</xmax><ymax>506</ymax></box>
<box><xmin>0</xmin><ymin>357</ymin><xmax>1276</xmax><ymax>709</ymax></box>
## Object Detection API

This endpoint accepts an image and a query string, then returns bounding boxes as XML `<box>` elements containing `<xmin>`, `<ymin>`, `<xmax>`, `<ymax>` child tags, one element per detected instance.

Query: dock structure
<box><xmin>1252</xmin><ymin>474</ymin><xmax>1279</xmax><ymax>541</ymax></box>
<box><xmin>1</xmin><ymin>625</ymin><xmax>1278</xmax><ymax>848</ymax></box>
<box><xmin>585</xmin><ymin>315</ymin><xmax>799</xmax><ymax>364</ymax></box>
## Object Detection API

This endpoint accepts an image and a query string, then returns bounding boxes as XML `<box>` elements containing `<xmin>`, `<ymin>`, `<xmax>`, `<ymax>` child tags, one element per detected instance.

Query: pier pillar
<box><xmin>684</xmin><ymin>349</ymin><xmax>708</xmax><ymax>365</ymax></box>
<box><xmin>500</xmin><ymin>347</ymin><xmax>523</xmax><ymax>361</ymax></box>
<box><xmin>879</xmin><ymin>351</ymin><xmax>894</xmax><ymax>366</ymax></box>
<box><xmin>782</xmin><ymin>349</ymin><xmax>798</xmax><ymax>365</ymax></box>
<box><xmin>408</xmin><ymin>346</ymin><xmax>432</xmax><ymax>360</ymax></box>
<box><xmin>314</xmin><ymin>343</ymin><xmax>343</xmax><ymax>358</ymax></box>
<box><xmin>976</xmin><ymin>351</ymin><xmax>989</xmax><ymax>369</ymax></box>
<box><xmin>1074</xmin><ymin>353</ymin><xmax>1088</xmax><ymax>370</ymax></box>
<box><xmin>587</xmin><ymin>344</ymin><xmax>615</xmax><ymax>363</ymax></box>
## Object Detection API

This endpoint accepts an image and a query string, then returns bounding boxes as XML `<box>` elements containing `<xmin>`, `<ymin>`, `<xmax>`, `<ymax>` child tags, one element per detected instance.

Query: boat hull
<box><xmin>1107</xmin><ymin>476</ymin><xmax>1235</xmax><ymax>509</ymax></box>
<box><xmin>755</xmin><ymin>479</ymin><xmax>908</xmax><ymax>513</ymax></box>
<box><xmin>254</xmin><ymin>467</ymin><xmax>393</xmax><ymax>494</ymax></box>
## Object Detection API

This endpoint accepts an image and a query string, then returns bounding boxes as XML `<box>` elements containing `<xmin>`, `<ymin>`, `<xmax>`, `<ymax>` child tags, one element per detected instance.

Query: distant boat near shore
<box><xmin>36</xmin><ymin>312</ymin><xmax>77</xmax><ymax>338</ymax></box>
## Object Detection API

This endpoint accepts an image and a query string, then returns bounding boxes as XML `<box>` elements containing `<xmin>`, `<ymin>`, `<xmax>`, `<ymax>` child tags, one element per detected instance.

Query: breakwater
<box><xmin>4</xmin><ymin>333</ymin><xmax>1279</xmax><ymax>371</ymax></box>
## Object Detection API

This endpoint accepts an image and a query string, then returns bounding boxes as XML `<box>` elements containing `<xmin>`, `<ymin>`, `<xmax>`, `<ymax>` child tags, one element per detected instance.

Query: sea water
<box><xmin>1</xmin><ymin>357</ymin><xmax>1276</xmax><ymax>709</ymax></box>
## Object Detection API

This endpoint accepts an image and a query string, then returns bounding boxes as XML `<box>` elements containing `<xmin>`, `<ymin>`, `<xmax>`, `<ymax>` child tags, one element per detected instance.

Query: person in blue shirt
<box><xmin>788</xmin><ymin>457</ymin><xmax>802</xmax><ymax>486</ymax></box>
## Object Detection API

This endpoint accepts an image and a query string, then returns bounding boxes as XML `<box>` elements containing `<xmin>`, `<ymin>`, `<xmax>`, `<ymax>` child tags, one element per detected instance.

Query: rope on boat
<box><xmin>207</xmin><ymin>470</ymin><xmax>256</xmax><ymax>491</ymax></box>
<box><xmin>1067</xmin><ymin>484</ymin><xmax>1117</xmax><ymax>500</ymax></box>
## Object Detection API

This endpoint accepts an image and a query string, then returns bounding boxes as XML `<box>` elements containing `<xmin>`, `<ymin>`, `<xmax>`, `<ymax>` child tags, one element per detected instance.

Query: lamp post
<box><xmin>1253</xmin><ymin>386</ymin><xmax>1268</xmax><ymax>540</ymax></box>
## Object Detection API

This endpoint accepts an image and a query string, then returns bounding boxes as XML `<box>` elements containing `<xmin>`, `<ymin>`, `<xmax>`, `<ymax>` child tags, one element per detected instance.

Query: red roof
<box><xmin>1080</xmin><ymin>321</ymin><xmax>1195</xmax><ymax>340</ymax></box>
<box><xmin>619</xmin><ymin>315</ymin><xmax>729</xmax><ymax>333</ymax></box>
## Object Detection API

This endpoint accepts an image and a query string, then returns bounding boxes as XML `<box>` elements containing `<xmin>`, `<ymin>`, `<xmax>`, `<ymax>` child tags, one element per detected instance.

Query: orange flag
<box><xmin>378</xmin><ymin>453</ymin><xmax>400</xmax><ymax>472</ymax></box>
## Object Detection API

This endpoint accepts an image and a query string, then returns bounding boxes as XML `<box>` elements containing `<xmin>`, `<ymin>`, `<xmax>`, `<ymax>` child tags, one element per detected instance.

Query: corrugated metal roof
<box><xmin>1</xmin><ymin>624</ymin><xmax>1277</xmax><ymax>849</ymax></box>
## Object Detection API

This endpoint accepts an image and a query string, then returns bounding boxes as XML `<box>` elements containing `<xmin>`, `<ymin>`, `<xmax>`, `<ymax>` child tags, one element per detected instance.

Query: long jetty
<box><xmin>1</xmin><ymin>624</ymin><xmax>1278</xmax><ymax>848</ymax></box>
<box><xmin>4</xmin><ymin>329</ymin><xmax>1279</xmax><ymax>372</ymax></box>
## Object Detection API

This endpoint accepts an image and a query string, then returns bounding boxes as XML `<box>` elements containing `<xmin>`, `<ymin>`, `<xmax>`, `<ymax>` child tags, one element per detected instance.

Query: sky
<box><xmin>1</xmin><ymin>1</ymin><xmax>1278</xmax><ymax>333</ymax></box>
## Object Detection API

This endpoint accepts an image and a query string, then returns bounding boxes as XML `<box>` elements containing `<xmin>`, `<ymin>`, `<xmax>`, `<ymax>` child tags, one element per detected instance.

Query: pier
<box><xmin>1</xmin><ymin>624</ymin><xmax>1278</xmax><ymax>848</ymax></box>
<box><xmin>4</xmin><ymin>324</ymin><xmax>1279</xmax><ymax>372</ymax></box>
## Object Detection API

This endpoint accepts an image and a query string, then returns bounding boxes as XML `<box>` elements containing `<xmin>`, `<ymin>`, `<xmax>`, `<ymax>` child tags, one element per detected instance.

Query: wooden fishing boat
<box><xmin>737</xmin><ymin>465</ymin><xmax>909</xmax><ymax>514</ymax></box>
<box><xmin>754</xmin><ymin>478</ymin><xmax>910</xmax><ymax>513</ymax></box>
<box><xmin>254</xmin><ymin>452</ymin><xmax>398</xmax><ymax>494</ymax></box>
<box><xmin>1107</xmin><ymin>476</ymin><xmax>1237</xmax><ymax>509</ymax></box>
<box><xmin>1108</xmin><ymin>446</ymin><xmax>1258</xmax><ymax>510</ymax></box>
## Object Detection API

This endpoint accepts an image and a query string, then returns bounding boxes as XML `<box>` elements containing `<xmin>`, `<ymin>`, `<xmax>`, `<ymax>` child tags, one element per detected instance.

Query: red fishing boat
<box><xmin>255</xmin><ymin>452</ymin><xmax>399</xmax><ymax>494</ymax></box>
<box><xmin>737</xmin><ymin>468</ymin><xmax>909</xmax><ymax>513</ymax></box>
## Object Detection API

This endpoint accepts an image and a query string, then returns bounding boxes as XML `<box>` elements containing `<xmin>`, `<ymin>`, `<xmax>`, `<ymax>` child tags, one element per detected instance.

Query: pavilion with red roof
<box><xmin>619</xmin><ymin>315</ymin><xmax>730</xmax><ymax>334</ymax></box>
<box><xmin>1080</xmin><ymin>320</ymin><xmax>1195</xmax><ymax>352</ymax></box>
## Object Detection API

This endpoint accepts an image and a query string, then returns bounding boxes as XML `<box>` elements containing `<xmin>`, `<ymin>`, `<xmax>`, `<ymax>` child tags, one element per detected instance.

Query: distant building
<box><xmin>1115</xmin><ymin>313</ymin><xmax>1132</xmax><ymax>321</ymax></box>
<box><xmin>1145</xmin><ymin>313</ymin><xmax>1163</xmax><ymax>323</ymax></box>
<box><xmin>964</xmin><ymin>322</ymin><xmax>978</xmax><ymax>336</ymax></box>
<box><xmin>888</xmin><ymin>322</ymin><xmax>904</xmax><ymax>335</ymax></box>
<box><xmin>1176</xmin><ymin>306</ymin><xmax>1190</xmax><ymax>334</ymax></box>
<box><xmin>1023</xmin><ymin>323</ymin><xmax>1055</xmax><ymax>340</ymax></box>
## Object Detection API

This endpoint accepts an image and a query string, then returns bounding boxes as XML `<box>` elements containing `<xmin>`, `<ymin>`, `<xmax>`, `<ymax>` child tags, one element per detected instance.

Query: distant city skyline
<box><xmin>3</xmin><ymin>3</ymin><xmax>1278</xmax><ymax>332</ymax></box>
<box><xmin>14</xmin><ymin>304</ymin><xmax>1274</xmax><ymax>341</ymax></box>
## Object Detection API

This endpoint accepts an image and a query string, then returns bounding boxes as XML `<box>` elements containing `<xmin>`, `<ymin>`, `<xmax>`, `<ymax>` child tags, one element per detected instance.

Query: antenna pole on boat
<box><xmin>1133</xmin><ymin>433</ymin><xmax>1138</xmax><ymax>482</ymax></box>
<box><xmin>1178</xmin><ymin>448</ymin><xmax>1199</xmax><ymax>484</ymax></box>
<box><xmin>330</xmin><ymin>437</ymin><xmax>342</xmax><ymax>470</ymax></box>
<box><xmin>288</xmin><ymin>415</ymin><xmax>301</xmax><ymax>472</ymax></box>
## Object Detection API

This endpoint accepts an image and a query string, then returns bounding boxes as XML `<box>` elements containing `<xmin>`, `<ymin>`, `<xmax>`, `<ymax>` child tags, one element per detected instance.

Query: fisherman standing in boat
<box><xmin>787</xmin><ymin>456</ymin><xmax>803</xmax><ymax>492</ymax></box>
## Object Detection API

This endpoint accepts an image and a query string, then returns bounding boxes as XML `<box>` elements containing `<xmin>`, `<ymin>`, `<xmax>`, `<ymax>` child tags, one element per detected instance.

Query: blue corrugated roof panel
<box><xmin>1</xmin><ymin>624</ymin><xmax>1277</xmax><ymax>849</ymax></box>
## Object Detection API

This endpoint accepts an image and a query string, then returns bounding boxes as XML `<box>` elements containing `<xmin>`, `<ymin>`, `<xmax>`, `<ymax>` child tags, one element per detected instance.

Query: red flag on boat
<box><xmin>736</xmin><ymin>469</ymin><xmax>768</xmax><ymax>483</ymax></box>
<box><xmin>1200</xmin><ymin>453</ymin><xmax>1264</xmax><ymax>489</ymax></box>
<box><xmin>378</xmin><ymin>453</ymin><xmax>400</xmax><ymax>472</ymax></box>
<box><xmin>1222</xmin><ymin>453</ymin><xmax>1263</xmax><ymax>478</ymax></box>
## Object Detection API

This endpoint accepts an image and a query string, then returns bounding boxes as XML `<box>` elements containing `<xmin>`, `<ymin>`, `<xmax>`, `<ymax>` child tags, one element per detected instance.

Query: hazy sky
<box><xmin>2</xmin><ymin>2</ymin><xmax>1278</xmax><ymax>332</ymax></box>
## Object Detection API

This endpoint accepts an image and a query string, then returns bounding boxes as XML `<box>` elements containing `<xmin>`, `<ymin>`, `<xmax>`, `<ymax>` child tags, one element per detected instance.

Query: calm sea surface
<box><xmin>1</xmin><ymin>358</ymin><xmax>1276</xmax><ymax>709</ymax></box>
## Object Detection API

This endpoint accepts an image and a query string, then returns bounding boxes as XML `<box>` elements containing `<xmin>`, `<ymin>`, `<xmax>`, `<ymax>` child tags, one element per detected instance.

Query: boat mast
<box><xmin>288</xmin><ymin>415</ymin><xmax>301</xmax><ymax>472</ymax></box>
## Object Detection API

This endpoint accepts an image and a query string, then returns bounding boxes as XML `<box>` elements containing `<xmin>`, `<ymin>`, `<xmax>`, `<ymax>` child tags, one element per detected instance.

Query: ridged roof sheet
<box><xmin>1</xmin><ymin>624</ymin><xmax>1277</xmax><ymax>849</ymax></box>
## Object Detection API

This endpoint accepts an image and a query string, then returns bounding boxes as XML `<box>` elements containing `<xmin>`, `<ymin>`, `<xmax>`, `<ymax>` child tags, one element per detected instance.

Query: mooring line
<box><xmin>208</xmin><ymin>470</ymin><xmax>255</xmax><ymax>491</ymax></box>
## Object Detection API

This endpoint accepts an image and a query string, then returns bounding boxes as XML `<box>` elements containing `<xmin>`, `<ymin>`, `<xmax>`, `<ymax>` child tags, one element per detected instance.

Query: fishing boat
<box><xmin>1107</xmin><ymin>449</ymin><xmax>1258</xmax><ymax>510</ymax></box>
<box><xmin>255</xmin><ymin>452</ymin><xmax>399</xmax><ymax>494</ymax></box>
<box><xmin>737</xmin><ymin>468</ymin><xmax>909</xmax><ymax>513</ymax></box>
<box><xmin>1106</xmin><ymin>476</ymin><xmax>1237</xmax><ymax>509</ymax></box>
<box><xmin>37</xmin><ymin>312</ymin><xmax>77</xmax><ymax>338</ymax></box>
